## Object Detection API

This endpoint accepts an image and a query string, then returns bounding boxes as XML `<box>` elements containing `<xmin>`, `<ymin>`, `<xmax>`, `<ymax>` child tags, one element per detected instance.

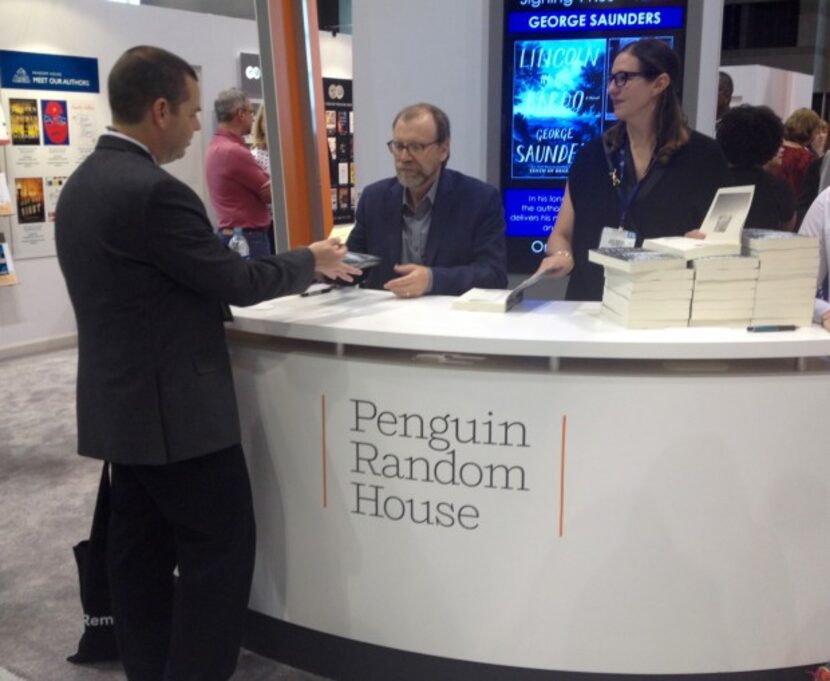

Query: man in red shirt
<box><xmin>206</xmin><ymin>87</ymin><xmax>273</xmax><ymax>256</ymax></box>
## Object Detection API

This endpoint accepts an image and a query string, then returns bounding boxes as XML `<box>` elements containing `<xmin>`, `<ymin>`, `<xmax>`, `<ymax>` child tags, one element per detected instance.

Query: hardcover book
<box><xmin>602</xmin><ymin>288</ymin><xmax>691</xmax><ymax>319</ymax></box>
<box><xmin>743</xmin><ymin>229</ymin><xmax>820</xmax><ymax>252</ymax></box>
<box><xmin>601</xmin><ymin>305</ymin><xmax>689</xmax><ymax>329</ymax></box>
<box><xmin>588</xmin><ymin>247</ymin><xmax>685</xmax><ymax>273</ymax></box>
<box><xmin>604</xmin><ymin>281</ymin><xmax>694</xmax><ymax>300</ymax></box>
<box><xmin>452</xmin><ymin>266</ymin><xmax>551</xmax><ymax>313</ymax></box>
<box><xmin>692</xmin><ymin>255</ymin><xmax>760</xmax><ymax>270</ymax></box>
<box><xmin>604</xmin><ymin>268</ymin><xmax>693</xmax><ymax>284</ymax></box>
<box><xmin>643</xmin><ymin>185</ymin><xmax>756</xmax><ymax>260</ymax></box>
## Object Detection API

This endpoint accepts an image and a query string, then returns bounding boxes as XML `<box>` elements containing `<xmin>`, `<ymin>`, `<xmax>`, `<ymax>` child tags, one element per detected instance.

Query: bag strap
<box><xmin>88</xmin><ymin>462</ymin><xmax>110</xmax><ymax>546</ymax></box>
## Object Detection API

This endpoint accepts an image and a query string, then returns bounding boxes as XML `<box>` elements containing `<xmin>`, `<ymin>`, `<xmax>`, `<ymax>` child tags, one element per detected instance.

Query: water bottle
<box><xmin>227</xmin><ymin>228</ymin><xmax>250</xmax><ymax>260</ymax></box>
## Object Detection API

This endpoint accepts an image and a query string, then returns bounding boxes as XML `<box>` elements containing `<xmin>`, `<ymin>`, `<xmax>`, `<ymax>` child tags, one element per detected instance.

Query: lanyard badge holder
<box><xmin>599</xmin><ymin>144</ymin><xmax>637</xmax><ymax>249</ymax></box>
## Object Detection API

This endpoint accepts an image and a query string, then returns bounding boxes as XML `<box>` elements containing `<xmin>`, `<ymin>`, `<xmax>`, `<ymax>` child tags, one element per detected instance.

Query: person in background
<box><xmin>796</xmin><ymin>119</ymin><xmax>830</xmax><ymax>227</ymax></box>
<box><xmin>537</xmin><ymin>39</ymin><xmax>731</xmax><ymax>301</ymax></box>
<box><xmin>249</xmin><ymin>106</ymin><xmax>275</xmax><ymax>252</ymax></box>
<box><xmin>772</xmin><ymin>107</ymin><xmax>823</xmax><ymax>197</ymax></box>
<box><xmin>250</xmin><ymin>105</ymin><xmax>270</xmax><ymax>173</ymax></box>
<box><xmin>716</xmin><ymin>105</ymin><xmax>796</xmax><ymax>231</ymax></box>
<box><xmin>810</xmin><ymin>118</ymin><xmax>828</xmax><ymax>158</ymax></box>
<box><xmin>205</xmin><ymin>87</ymin><xmax>273</xmax><ymax>257</ymax></box>
<box><xmin>55</xmin><ymin>45</ymin><xmax>359</xmax><ymax>681</ymax></box>
<box><xmin>347</xmin><ymin>102</ymin><xmax>507</xmax><ymax>298</ymax></box>
<box><xmin>716</xmin><ymin>71</ymin><xmax>733</xmax><ymax>126</ymax></box>
<box><xmin>798</xmin><ymin>185</ymin><xmax>830</xmax><ymax>331</ymax></box>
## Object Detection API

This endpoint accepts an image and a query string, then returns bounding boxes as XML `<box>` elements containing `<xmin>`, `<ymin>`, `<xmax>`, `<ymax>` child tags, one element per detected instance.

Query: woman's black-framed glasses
<box><xmin>386</xmin><ymin>140</ymin><xmax>440</xmax><ymax>156</ymax></box>
<box><xmin>609</xmin><ymin>71</ymin><xmax>651</xmax><ymax>88</ymax></box>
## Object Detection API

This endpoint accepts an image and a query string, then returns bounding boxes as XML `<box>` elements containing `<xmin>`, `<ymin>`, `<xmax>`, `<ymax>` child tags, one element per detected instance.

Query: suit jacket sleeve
<box><xmin>145</xmin><ymin>176</ymin><xmax>315</xmax><ymax>306</ymax></box>
<box><xmin>346</xmin><ymin>194</ymin><xmax>368</xmax><ymax>254</ymax></box>
<box><xmin>429</xmin><ymin>183</ymin><xmax>508</xmax><ymax>296</ymax></box>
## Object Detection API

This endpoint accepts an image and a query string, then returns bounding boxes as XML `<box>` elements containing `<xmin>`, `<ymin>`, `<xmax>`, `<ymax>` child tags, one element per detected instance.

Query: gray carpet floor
<box><xmin>0</xmin><ymin>348</ymin><xmax>327</xmax><ymax>681</ymax></box>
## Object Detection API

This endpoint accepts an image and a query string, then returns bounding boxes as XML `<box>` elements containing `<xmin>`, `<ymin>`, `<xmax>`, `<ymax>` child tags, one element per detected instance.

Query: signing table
<box><xmin>228</xmin><ymin>288</ymin><xmax>830</xmax><ymax>680</ymax></box>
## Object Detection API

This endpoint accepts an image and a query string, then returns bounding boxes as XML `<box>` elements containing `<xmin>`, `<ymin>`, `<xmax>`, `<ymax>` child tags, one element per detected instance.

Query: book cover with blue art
<box><xmin>512</xmin><ymin>38</ymin><xmax>606</xmax><ymax>181</ymax></box>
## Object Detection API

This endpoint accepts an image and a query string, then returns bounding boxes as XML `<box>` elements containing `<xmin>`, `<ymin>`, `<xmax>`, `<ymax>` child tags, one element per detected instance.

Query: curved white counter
<box><xmin>228</xmin><ymin>288</ymin><xmax>830</xmax><ymax>680</ymax></box>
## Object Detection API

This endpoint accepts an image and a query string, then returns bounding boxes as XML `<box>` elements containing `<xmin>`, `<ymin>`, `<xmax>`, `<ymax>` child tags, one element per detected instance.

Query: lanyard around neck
<box><xmin>609</xmin><ymin>142</ymin><xmax>656</xmax><ymax>230</ymax></box>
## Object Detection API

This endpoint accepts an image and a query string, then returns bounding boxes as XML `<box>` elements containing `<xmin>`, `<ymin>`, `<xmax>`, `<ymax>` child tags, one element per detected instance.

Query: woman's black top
<box><xmin>729</xmin><ymin>166</ymin><xmax>795</xmax><ymax>231</ymax></box>
<box><xmin>566</xmin><ymin>129</ymin><xmax>732</xmax><ymax>301</ymax></box>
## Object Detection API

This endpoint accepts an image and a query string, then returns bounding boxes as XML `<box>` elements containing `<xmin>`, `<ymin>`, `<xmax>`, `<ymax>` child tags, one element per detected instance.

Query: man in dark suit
<box><xmin>55</xmin><ymin>46</ymin><xmax>358</xmax><ymax>681</ymax></box>
<box><xmin>347</xmin><ymin>103</ymin><xmax>507</xmax><ymax>298</ymax></box>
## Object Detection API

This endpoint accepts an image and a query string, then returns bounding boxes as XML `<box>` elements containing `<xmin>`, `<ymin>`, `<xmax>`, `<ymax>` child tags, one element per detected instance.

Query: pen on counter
<box><xmin>300</xmin><ymin>286</ymin><xmax>336</xmax><ymax>298</ymax></box>
<box><xmin>746</xmin><ymin>325</ymin><xmax>798</xmax><ymax>333</ymax></box>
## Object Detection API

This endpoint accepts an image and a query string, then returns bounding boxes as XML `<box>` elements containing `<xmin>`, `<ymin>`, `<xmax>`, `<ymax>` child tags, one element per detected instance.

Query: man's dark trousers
<box><xmin>107</xmin><ymin>444</ymin><xmax>255</xmax><ymax>681</ymax></box>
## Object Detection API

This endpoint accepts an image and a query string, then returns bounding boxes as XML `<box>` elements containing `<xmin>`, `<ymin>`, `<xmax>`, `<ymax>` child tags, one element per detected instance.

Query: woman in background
<box><xmin>716</xmin><ymin>105</ymin><xmax>796</xmax><ymax>231</ymax></box>
<box><xmin>250</xmin><ymin>106</ymin><xmax>270</xmax><ymax>173</ymax></box>
<box><xmin>537</xmin><ymin>38</ymin><xmax>731</xmax><ymax>301</ymax></box>
<box><xmin>772</xmin><ymin>107</ymin><xmax>822</xmax><ymax>196</ymax></box>
<box><xmin>250</xmin><ymin>106</ymin><xmax>274</xmax><ymax>252</ymax></box>
<box><xmin>809</xmin><ymin>118</ymin><xmax>828</xmax><ymax>158</ymax></box>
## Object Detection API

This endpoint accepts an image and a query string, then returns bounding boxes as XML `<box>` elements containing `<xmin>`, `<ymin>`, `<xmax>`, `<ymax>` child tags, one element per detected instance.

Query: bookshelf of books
<box><xmin>323</xmin><ymin>77</ymin><xmax>355</xmax><ymax>226</ymax></box>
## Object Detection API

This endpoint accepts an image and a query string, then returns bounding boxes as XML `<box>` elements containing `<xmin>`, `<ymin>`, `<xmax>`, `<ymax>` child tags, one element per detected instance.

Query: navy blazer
<box><xmin>347</xmin><ymin>168</ymin><xmax>507</xmax><ymax>295</ymax></box>
<box><xmin>56</xmin><ymin>135</ymin><xmax>315</xmax><ymax>465</ymax></box>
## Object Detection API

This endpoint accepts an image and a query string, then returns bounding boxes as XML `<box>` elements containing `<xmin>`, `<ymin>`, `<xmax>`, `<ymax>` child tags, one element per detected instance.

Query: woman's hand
<box><xmin>536</xmin><ymin>249</ymin><xmax>575</xmax><ymax>278</ymax></box>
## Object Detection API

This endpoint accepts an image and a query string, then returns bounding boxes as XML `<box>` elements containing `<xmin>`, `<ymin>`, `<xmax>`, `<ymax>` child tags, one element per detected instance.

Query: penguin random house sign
<box><xmin>236</xmin><ymin>346</ymin><xmax>830</xmax><ymax>674</ymax></box>
<box><xmin>0</xmin><ymin>50</ymin><xmax>103</xmax><ymax>259</ymax></box>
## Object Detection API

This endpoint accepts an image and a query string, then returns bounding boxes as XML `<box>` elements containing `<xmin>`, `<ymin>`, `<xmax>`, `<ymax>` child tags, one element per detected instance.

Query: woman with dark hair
<box><xmin>537</xmin><ymin>38</ymin><xmax>731</xmax><ymax>301</ymax></box>
<box><xmin>716</xmin><ymin>105</ymin><xmax>796</xmax><ymax>231</ymax></box>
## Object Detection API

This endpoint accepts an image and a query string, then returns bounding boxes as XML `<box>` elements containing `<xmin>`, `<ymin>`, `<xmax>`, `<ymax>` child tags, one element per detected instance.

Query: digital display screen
<box><xmin>501</xmin><ymin>0</ymin><xmax>688</xmax><ymax>272</ymax></box>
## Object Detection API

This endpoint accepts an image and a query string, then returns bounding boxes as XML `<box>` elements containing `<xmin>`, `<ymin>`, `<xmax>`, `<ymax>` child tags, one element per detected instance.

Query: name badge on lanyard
<box><xmin>603</xmin><ymin>142</ymin><xmax>655</xmax><ymax>249</ymax></box>
<box><xmin>599</xmin><ymin>226</ymin><xmax>636</xmax><ymax>248</ymax></box>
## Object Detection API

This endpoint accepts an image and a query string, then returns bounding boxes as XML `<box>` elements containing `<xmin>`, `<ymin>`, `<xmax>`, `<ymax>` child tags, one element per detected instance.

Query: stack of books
<box><xmin>688</xmin><ymin>255</ymin><xmax>760</xmax><ymax>327</ymax></box>
<box><xmin>742</xmin><ymin>229</ymin><xmax>820</xmax><ymax>327</ymax></box>
<box><xmin>589</xmin><ymin>247</ymin><xmax>692</xmax><ymax>328</ymax></box>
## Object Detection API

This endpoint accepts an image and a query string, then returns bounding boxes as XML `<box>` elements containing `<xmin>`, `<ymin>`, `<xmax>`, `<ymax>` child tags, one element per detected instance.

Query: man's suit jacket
<box><xmin>347</xmin><ymin>168</ymin><xmax>507</xmax><ymax>295</ymax></box>
<box><xmin>55</xmin><ymin>135</ymin><xmax>315</xmax><ymax>465</ymax></box>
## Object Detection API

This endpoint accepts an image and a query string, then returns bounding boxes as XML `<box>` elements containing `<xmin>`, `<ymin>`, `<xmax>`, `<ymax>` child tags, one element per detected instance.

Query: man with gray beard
<box><xmin>347</xmin><ymin>102</ymin><xmax>507</xmax><ymax>298</ymax></box>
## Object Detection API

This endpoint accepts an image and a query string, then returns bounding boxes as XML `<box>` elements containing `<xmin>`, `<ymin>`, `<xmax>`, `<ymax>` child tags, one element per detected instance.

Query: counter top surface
<box><xmin>228</xmin><ymin>288</ymin><xmax>830</xmax><ymax>360</ymax></box>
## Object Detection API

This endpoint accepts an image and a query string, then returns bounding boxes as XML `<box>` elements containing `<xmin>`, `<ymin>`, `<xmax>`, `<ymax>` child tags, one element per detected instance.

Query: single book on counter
<box><xmin>452</xmin><ymin>267</ymin><xmax>550</xmax><ymax>312</ymax></box>
<box><xmin>642</xmin><ymin>185</ymin><xmax>755</xmax><ymax>260</ymax></box>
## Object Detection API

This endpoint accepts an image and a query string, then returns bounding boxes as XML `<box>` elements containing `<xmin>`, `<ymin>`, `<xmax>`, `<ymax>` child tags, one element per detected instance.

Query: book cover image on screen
<box><xmin>641</xmin><ymin>185</ymin><xmax>756</xmax><ymax>261</ymax></box>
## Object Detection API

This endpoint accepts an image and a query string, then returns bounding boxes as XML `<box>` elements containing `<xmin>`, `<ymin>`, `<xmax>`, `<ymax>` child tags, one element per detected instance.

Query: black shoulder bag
<box><xmin>67</xmin><ymin>462</ymin><xmax>120</xmax><ymax>664</ymax></box>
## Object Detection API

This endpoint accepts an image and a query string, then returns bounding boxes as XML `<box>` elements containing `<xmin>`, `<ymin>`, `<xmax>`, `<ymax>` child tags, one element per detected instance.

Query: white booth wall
<box><xmin>351</xmin><ymin>0</ymin><xmax>494</xmax><ymax>191</ymax></box>
<box><xmin>722</xmin><ymin>64</ymin><xmax>814</xmax><ymax>120</ymax></box>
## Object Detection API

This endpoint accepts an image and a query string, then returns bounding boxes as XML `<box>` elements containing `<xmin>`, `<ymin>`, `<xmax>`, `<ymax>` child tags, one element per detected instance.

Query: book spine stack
<box><xmin>742</xmin><ymin>230</ymin><xmax>821</xmax><ymax>327</ymax></box>
<box><xmin>688</xmin><ymin>256</ymin><xmax>760</xmax><ymax>328</ymax></box>
<box><xmin>600</xmin><ymin>268</ymin><xmax>694</xmax><ymax>329</ymax></box>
